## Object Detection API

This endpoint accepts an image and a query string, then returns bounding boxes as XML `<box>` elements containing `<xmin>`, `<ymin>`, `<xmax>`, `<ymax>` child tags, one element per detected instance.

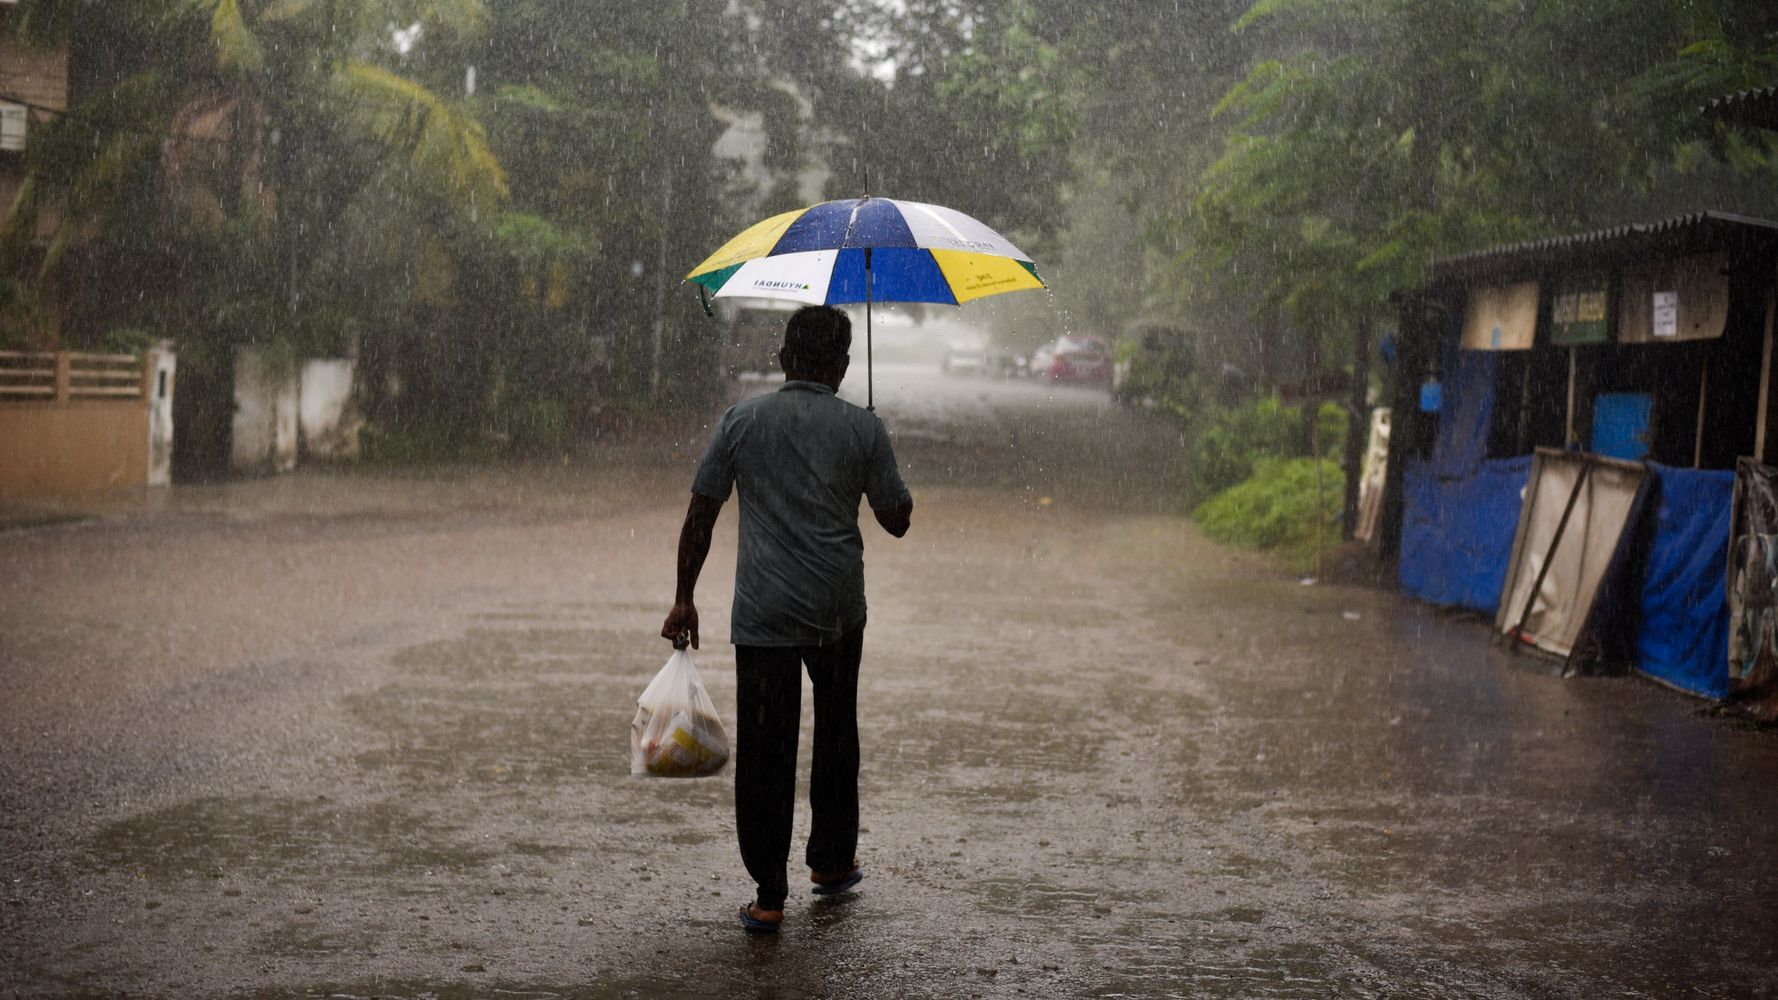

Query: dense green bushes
<box><xmin>1188</xmin><ymin>397</ymin><xmax>1346</xmax><ymax>496</ymax></box>
<box><xmin>1188</xmin><ymin>396</ymin><xmax>1301</xmax><ymax>502</ymax></box>
<box><xmin>1195</xmin><ymin>458</ymin><xmax>1346</xmax><ymax>568</ymax></box>
<box><xmin>1185</xmin><ymin>397</ymin><xmax>1350</xmax><ymax>566</ymax></box>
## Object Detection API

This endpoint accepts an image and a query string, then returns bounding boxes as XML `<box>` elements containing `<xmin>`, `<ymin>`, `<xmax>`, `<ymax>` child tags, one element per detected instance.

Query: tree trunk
<box><xmin>1257</xmin><ymin>307</ymin><xmax>1283</xmax><ymax>392</ymax></box>
<box><xmin>1299</xmin><ymin>324</ymin><xmax>1323</xmax><ymax>456</ymax></box>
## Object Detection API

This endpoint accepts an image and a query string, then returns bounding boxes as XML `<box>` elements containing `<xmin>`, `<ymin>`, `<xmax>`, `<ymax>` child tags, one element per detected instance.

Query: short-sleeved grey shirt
<box><xmin>691</xmin><ymin>381</ymin><xmax>911</xmax><ymax>647</ymax></box>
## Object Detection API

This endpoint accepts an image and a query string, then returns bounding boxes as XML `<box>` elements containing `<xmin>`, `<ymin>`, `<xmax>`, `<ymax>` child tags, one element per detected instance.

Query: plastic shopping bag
<box><xmin>629</xmin><ymin>648</ymin><xmax>731</xmax><ymax>778</ymax></box>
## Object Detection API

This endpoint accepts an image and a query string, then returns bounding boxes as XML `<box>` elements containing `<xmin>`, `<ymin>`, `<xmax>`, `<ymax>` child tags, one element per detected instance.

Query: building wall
<box><xmin>0</xmin><ymin>34</ymin><xmax>70</xmax><ymax>114</ymax></box>
<box><xmin>0</xmin><ymin>25</ymin><xmax>70</xmax><ymax>236</ymax></box>
<box><xmin>232</xmin><ymin>349</ymin><xmax>300</xmax><ymax>474</ymax></box>
<box><xmin>299</xmin><ymin>358</ymin><xmax>360</xmax><ymax>460</ymax></box>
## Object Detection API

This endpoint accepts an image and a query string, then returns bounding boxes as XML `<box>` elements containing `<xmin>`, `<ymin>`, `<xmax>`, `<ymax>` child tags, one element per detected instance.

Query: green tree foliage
<box><xmin>1039</xmin><ymin>0</ymin><xmax>1258</xmax><ymax>339</ymax></box>
<box><xmin>400</xmin><ymin>0</ymin><xmax>751</xmax><ymax>442</ymax></box>
<box><xmin>1189</xmin><ymin>396</ymin><xmax>1345</xmax><ymax>502</ymax></box>
<box><xmin>792</xmin><ymin>2</ymin><xmax>1070</xmax><ymax>236</ymax></box>
<box><xmin>1179</xmin><ymin>0</ymin><xmax>1778</xmax><ymax>337</ymax></box>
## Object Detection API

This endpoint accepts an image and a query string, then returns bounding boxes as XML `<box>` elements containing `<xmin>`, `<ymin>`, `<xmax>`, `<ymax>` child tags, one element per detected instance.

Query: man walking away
<box><xmin>661</xmin><ymin>305</ymin><xmax>913</xmax><ymax>934</ymax></box>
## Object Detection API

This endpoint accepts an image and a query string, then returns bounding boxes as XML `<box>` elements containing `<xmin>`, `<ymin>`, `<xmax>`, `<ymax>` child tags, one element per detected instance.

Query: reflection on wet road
<box><xmin>2</xmin><ymin>365</ymin><xmax>1775</xmax><ymax>997</ymax></box>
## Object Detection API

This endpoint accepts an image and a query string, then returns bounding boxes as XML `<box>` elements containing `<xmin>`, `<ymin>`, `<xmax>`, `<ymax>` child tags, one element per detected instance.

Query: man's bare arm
<box><xmin>873</xmin><ymin>498</ymin><xmax>913</xmax><ymax>538</ymax></box>
<box><xmin>661</xmin><ymin>493</ymin><xmax>724</xmax><ymax>648</ymax></box>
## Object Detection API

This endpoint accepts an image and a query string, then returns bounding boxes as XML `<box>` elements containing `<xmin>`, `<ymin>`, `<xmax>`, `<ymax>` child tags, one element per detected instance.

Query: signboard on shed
<box><xmin>1550</xmin><ymin>276</ymin><xmax>1610</xmax><ymax>346</ymax></box>
<box><xmin>1461</xmin><ymin>281</ymin><xmax>1539</xmax><ymax>351</ymax></box>
<box><xmin>1618</xmin><ymin>253</ymin><xmax>1729</xmax><ymax>343</ymax></box>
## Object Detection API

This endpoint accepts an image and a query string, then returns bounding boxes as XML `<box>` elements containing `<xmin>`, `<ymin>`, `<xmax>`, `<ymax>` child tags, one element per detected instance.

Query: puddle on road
<box><xmin>89</xmin><ymin>794</ymin><xmax>493</xmax><ymax>880</ymax></box>
<box><xmin>349</xmin><ymin>624</ymin><xmax>648</xmax><ymax>786</ymax></box>
<box><xmin>389</xmin><ymin>625</ymin><xmax>640</xmax><ymax>680</ymax></box>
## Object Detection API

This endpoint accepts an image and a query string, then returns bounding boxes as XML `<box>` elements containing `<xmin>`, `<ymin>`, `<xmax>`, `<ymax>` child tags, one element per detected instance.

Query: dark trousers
<box><xmin>733</xmin><ymin>625</ymin><xmax>863</xmax><ymax>911</ymax></box>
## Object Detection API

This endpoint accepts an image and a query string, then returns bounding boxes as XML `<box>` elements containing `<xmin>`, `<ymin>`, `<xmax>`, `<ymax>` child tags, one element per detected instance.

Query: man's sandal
<box><xmin>738</xmin><ymin>902</ymin><xmax>783</xmax><ymax>933</ymax></box>
<box><xmin>811</xmin><ymin>867</ymin><xmax>864</xmax><ymax>896</ymax></box>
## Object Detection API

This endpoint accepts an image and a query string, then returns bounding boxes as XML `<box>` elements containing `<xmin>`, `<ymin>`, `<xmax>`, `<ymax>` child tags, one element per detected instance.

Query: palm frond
<box><xmin>2</xmin><ymin>72</ymin><xmax>176</xmax><ymax>278</ymax></box>
<box><xmin>332</xmin><ymin>62</ymin><xmax>508</xmax><ymax>217</ymax></box>
<box><xmin>1233</xmin><ymin>0</ymin><xmax>1329</xmax><ymax>33</ymax></box>
<box><xmin>259</xmin><ymin>0</ymin><xmax>488</xmax><ymax>44</ymax></box>
<box><xmin>409</xmin><ymin>0</ymin><xmax>489</xmax><ymax>34</ymax></box>
<box><xmin>258</xmin><ymin>0</ymin><xmax>324</xmax><ymax>24</ymax></box>
<box><xmin>40</xmin><ymin>130</ymin><xmax>165</xmax><ymax>280</ymax></box>
<box><xmin>170</xmin><ymin>0</ymin><xmax>264</xmax><ymax>71</ymax></box>
<box><xmin>0</xmin><ymin>173</ymin><xmax>45</xmax><ymax>265</ymax></box>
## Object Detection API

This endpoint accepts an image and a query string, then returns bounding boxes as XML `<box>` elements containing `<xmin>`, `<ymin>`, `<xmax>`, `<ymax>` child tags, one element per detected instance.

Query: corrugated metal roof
<box><xmin>1703</xmin><ymin>85</ymin><xmax>1778</xmax><ymax>130</ymax></box>
<box><xmin>1430</xmin><ymin>211</ymin><xmax>1778</xmax><ymax>285</ymax></box>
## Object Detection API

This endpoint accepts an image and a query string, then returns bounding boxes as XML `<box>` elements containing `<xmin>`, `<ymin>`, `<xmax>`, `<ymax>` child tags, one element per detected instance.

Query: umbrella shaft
<box><xmin>866</xmin><ymin>247</ymin><xmax>874</xmax><ymax>412</ymax></box>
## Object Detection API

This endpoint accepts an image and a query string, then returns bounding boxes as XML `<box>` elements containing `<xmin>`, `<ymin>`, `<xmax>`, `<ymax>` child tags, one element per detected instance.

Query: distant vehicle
<box><xmin>1039</xmin><ymin>335</ymin><xmax>1113</xmax><ymax>383</ymax></box>
<box><xmin>943</xmin><ymin>339</ymin><xmax>987</xmax><ymax>375</ymax></box>
<box><xmin>1028</xmin><ymin>343</ymin><xmax>1055</xmax><ymax>377</ymax></box>
<box><xmin>985</xmin><ymin>346</ymin><xmax>1027</xmax><ymax>378</ymax></box>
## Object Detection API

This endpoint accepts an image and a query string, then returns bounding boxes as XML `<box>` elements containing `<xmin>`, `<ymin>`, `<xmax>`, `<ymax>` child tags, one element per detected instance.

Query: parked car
<box><xmin>1041</xmin><ymin>335</ymin><xmax>1113</xmax><ymax>383</ymax></box>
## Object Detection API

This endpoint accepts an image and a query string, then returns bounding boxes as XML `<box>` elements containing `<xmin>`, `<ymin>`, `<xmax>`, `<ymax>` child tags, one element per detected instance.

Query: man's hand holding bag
<box><xmin>629</xmin><ymin>646</ymin><xmax>730</xmax><ymax>778</ymax></box>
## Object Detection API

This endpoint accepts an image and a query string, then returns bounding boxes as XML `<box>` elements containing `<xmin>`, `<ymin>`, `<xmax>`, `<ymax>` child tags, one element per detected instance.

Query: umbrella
<box><xmin>686</xmin><ymin>196</ymin><xmax>1045</xmax><ymax>409</ymax></box>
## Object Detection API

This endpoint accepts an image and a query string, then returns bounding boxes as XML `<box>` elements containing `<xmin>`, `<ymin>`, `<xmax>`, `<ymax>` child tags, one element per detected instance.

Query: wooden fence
<box><xmin>0</xmin><ymin>350</ymin><xmax>172</xmax><ymax>498</ymax></box>
<box><xmin>0</xmin><ymin>350</ymin><xmax>151</xmax><ymax>403</ymax></box>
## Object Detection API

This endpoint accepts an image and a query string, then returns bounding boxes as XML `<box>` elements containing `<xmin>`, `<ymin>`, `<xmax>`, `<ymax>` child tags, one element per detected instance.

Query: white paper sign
<box><xmin>1652</xmin><ymin>291</ymin><xmax>1679</xmax><ymax>338</ymax></box>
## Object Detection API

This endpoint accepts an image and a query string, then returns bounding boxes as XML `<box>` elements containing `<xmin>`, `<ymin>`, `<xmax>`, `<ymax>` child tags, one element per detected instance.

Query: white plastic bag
<box><xmin>630</xmin><ymin>648</ymin><xmax>731</xmax><ymax>778</ymax></box>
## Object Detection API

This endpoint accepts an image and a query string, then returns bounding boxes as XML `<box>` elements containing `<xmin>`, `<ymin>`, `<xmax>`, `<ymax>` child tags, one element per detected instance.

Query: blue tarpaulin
<box><xmin>1395</xmin><ymin>329</ymin><xmax>1732</xmax><ymax>698</ymax></box>
<box><xmin>1631</xmin><ymin>464</ymin><xmax>1733</xmax><ymax>698</ymax></box>
<box><xmin>1399</xmin><ymin>456</ymin><xmax>1532</xmax><ymax>614</ymax></box>
<box><xmin>1398</xmin><ymin>337</ymin><xmax>1526</xmax><ymax>613</ymax></box>
<box><xmin>1432</xmin><ymin>348</ymin><xmax>1496</xmax><ymax>480</ymax></box>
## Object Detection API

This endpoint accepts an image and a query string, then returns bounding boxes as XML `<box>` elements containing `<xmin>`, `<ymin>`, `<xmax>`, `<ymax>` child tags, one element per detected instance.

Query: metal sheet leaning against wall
<box><xmin>1496</xmin><ymin>449</ymin><xmax>1649</xmax><ymax>660</ymax></box>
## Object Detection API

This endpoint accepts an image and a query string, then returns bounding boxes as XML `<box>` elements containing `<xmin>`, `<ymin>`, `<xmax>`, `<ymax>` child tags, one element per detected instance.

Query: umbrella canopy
<box><xmin>686</xmin><ymin>196</ymin><xmax>1045</xmax><ymax>407</ymax></box>
<box><xmin>687</xmin><ymin>197</ymin><xmax>1043</xmax><ymax>306</ymax></box>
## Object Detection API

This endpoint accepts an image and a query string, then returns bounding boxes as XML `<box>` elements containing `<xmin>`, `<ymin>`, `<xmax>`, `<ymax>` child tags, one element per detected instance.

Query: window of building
<box><xmin>0</xmin><ymin>102</ymin><xmax>26</xmax><ymax>152</ymax></box>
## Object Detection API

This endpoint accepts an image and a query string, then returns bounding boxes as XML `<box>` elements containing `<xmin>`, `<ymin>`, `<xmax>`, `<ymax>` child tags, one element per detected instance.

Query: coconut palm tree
<box><xmin>2</xmin><ymin>0</ymin><xmax>506</xmax><ymax>351</ymax></box>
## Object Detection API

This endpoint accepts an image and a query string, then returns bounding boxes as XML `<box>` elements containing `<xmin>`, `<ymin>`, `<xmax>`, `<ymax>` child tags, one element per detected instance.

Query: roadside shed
<box><xmin>1704</xmin><ymin>85</ymin><xmax>1778</xmax><ymax>131</ymax></box>
<box><xmin>1380</xmin><ymin>212</ymin><xmax>1778</xmax><ymax>700</ymax></box>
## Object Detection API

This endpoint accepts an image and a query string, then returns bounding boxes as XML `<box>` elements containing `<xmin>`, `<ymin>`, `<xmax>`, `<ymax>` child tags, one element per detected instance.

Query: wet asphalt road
<box><xmin>3</xmin><ymin>363</ymin><xmax>1776</xmax><ymax>999</ymax></box>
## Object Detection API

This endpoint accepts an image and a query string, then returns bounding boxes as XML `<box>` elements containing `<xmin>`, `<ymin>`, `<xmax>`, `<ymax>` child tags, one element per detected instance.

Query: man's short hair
<box><xmin>781</xmin><ymin>306</ymin><xmax>852</xmax><ymax>371</ymax></box>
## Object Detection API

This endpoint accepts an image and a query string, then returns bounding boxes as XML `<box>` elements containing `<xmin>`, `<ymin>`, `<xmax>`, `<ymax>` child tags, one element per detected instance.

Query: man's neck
<box><xmin>783</xmin><ymin>372</ymin><xmax>842</xmax><ymax>392</ymax></box>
